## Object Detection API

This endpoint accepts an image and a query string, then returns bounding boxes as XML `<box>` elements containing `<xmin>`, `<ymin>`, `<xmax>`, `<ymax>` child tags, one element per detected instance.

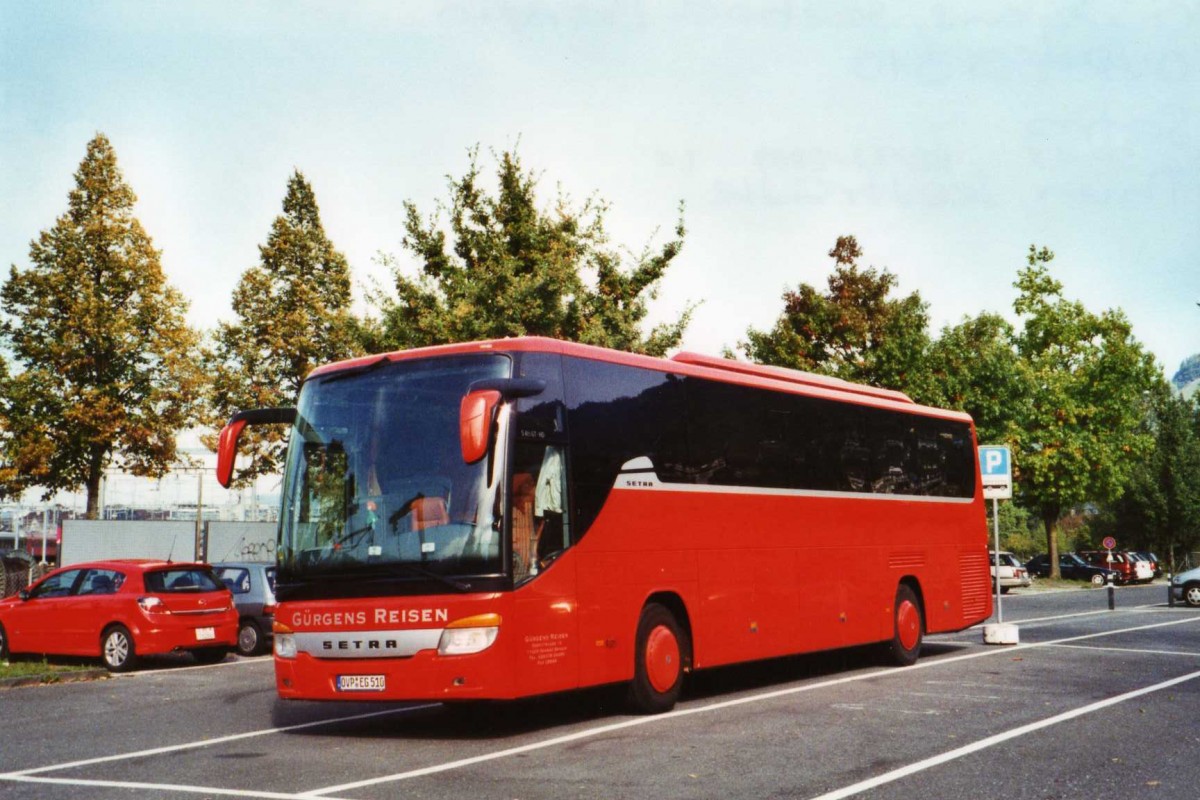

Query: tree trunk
<box><xmin>85</xmin><ymin>451</ymin><xmax>105</xmax><ymax>520</ymax></box>
<box><xmin>1042</xmin><ymin>506</ymin><xmax>1061</xmax><ymax>579</ymax></box>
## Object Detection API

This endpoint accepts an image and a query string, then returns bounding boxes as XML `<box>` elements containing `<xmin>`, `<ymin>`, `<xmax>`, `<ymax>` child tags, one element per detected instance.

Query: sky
<box><xmin>1</xmin><ymin>1</ymin><xmax>1199</xmax><ymax>506</ymax></box>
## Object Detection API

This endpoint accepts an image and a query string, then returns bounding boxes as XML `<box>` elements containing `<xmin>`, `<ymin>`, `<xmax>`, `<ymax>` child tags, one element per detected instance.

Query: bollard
<box><xmin>1107</xmin><ymin>574</ymin><xmax>1115</xmax><ymax>610</ymax></box>
<box><xmin>1168</xmin><ymin>575</ymin><xmax>1175</xmax><ymax>608</ymax></box>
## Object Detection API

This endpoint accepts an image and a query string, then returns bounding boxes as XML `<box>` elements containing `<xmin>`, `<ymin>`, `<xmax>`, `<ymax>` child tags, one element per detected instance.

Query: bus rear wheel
<box><xmin>627</xmin><ymin>603</ymin><xmax>688</xmax><ymax>714</ymax></box>
<box><xmin>883</xmin><ymin>584</ymin><xmax>923</xmax><ymax>667</ymax></box>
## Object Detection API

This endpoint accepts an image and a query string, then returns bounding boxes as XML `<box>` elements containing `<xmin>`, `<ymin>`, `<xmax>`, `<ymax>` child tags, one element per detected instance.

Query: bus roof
<box><xmin>307</xmin><ymin>337</ymin><xmax>972</xmax><ymax>424</ymax></box>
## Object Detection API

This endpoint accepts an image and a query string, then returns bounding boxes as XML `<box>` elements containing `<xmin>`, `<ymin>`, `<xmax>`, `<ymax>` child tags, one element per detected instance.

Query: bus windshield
<box><xmin>277</xmin><ymin>353</ymin><xmax>511</xmax><ymax>585</ymax></box>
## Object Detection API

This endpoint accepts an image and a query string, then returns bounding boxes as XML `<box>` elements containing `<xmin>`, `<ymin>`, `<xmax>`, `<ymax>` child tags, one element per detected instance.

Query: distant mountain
<box><xmin>1172</xmin><ymin>354</ymin><xmax>1200</xmax><ymax>399</ymax></box>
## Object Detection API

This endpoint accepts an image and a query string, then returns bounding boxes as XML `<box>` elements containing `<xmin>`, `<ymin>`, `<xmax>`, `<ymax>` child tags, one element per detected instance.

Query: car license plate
<box><xmin>337</xmin><ymin>674</ymin><xmax>386</xmax><ymax>692</ymax></box>
<box><xmin>195</xmin><ymin>627</ymin><xmax>216</xmax><ymax>641</ymax></box>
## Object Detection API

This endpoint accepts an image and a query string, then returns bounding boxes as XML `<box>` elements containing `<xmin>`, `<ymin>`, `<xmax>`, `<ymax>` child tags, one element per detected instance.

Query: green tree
<box><xmin>1110</xmin><ymin>390</ymin><xmax>1200</xmax><ymax>571</ymax></box>
<box><xmin>0</xmin><ymin>133</ymin><xmax>205</xmax><ymax>517</ymax></box>
<box><xmin>923</xmin><ymin>312</ymin><xmax>1029</xmax><ymax>444</ymax></box>
<box><xmin>740</xmin><ymin>235</ymin><xmax>932</xmax><ymax>395</ymax></box>
<box><xmin>1008</xmin><ymin>246</ymin><xmax>1160</xmax><ymax>577</ymax></box>
<box><xmin>206</xmin><ymin>170</ymin><xmax>361</xmax><ymax>483</ymax></box>
<box><xmin>372</xmin><ymin>148</ymin><xmax>691</xmax><ymax>356</ymax></box>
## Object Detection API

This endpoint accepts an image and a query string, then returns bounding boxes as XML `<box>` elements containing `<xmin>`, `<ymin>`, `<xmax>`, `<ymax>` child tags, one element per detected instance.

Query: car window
<box><xmin>215</xmin><ymin>567</ymin><xmax>252</xmax><ymax>594</ymax></box>
<box><xmin>78</xmin><ymin>568</ymin><xmax>125</xmax><ymax>595</ymax></box>
<box><xmin>29</xmin><ymin>569</ymin><xmax>83</xmax><ymax>599</ymax></box>
<box><xmin>144</xmin><ymin>568</ymin><xmax>223</xmax><ymax>593</ymax></box>
<box><xmin>264</xmin><ymin>567</ymin><xmax>276</xmax><ymax>593</ymax></box>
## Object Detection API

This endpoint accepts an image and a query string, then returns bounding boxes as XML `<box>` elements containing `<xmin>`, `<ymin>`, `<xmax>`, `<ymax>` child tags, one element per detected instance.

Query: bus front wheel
<box><xmin>883</xmin><ymin>584</ymin><xmax>923</xmax><ymax>667</ymax></box>
<box><xmin>627</xmin><ymin>603</ymin><xmax>688</xmax><ymax>714</ymax></box>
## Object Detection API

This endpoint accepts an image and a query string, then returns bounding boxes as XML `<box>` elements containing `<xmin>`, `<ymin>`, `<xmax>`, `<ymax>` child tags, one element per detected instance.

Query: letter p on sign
<box><xmin>979</xmin><ymin>445</ymin><xmax>1012</xmax><ymax>500</ymax></box>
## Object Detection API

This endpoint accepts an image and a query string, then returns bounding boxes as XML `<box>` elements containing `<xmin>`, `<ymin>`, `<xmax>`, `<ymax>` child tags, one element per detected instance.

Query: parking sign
<box><xmin>979</xmin><ymin>445</ymin><xmax>1012</xmax><ymax>500</ymax></box>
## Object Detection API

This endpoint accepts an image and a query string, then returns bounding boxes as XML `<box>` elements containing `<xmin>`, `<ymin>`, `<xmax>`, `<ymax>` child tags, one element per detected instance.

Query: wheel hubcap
<box><xmin>106</xmin><ymin>633</ymin><xmax>128</xmax><ymax>665</ymax></box>
<box><xmin>239</xmin><ymin>627</ymin><xmax>258</xmax><ymax>653</ymax></box>
<box><xmin>896</xmin><ymin>600</ymin><xmax>920</xmax><ymax>651</ymax></box>
<box><xmin>1187</xmin><ymin>587</ymin><xmax>1200</xmax><ymax>605</ymax></box>
<box><xmin>645</xmin><ymin>624</ymin><xmax>680</xmax><ymax>694</ymax></box>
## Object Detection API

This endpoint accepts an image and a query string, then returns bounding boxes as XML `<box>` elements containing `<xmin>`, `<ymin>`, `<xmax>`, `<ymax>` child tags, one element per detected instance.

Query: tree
<box><xmin>206</xmin><ymin>170</ymin><xmax>361</xmax><ymax>483</ymax></box>
<box><xmin>372</xmin><ymin>148</ymin><xmax>692</xmax><ymax>356</ymax></box>
<box><xmin>740</xmin><ymin>235</ymin><xmax>932</xmax><ymax>395</ymax></box>
<box><xmin>1111</xmin><ymin>390</ymin><xmax>1200</xmax><ymax>571</ymax></box>
<box><xmin>922</xmin><ymin>312</ymin><xmax>1029</xmax><ymax>445</ymax></box>
<box><xmin>1008</xmin><ymin>246</ymin><xmax>1160</xmax><ymax>577</ymax></box>
<box><xmin>0</xmin><ymin>133</ymin><xmax>204</xmax><ymax>517</ymax></box>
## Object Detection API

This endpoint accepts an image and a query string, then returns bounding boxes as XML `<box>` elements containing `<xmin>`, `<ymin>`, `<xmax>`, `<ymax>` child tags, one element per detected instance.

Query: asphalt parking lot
<box><xmin>1</xmin><ymin>583</ymin><xmax>1197</xmax><ymax>799</ymax></box>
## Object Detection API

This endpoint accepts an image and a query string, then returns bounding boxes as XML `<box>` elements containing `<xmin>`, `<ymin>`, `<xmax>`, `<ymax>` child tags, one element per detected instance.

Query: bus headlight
<box><xmin>437</xmin><ymin>613</ymin><xmax>501</xmax><ymax>655</ymax></box>
<box><xmin>274</xmin><ymin>633</ymin><xmax>297</xmax><ymax>659</ymax></box>
<box><xmin>273</xmin><ymin>621</ymin><xmax>297</xmax><ymax>659</ymax></box>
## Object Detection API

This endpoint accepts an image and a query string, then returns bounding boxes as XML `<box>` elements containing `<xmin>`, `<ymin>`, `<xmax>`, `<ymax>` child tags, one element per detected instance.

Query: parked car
<box><xmin>1079</xmin><ymin>550</ymin><xmax>1154</xmax><ymax>584</ymax></box>
<box><xmin>1172</xmin><ymin>565</ymin><xmax>1200</xmax><ymax>608</ymax></box>
<box><xmin>1025</xmin><ymin>553</ymin><xmax>1119</xmax><ymax>586</ymax></box>
<box><xmin>1076</xmin><ymin>551</ymin><xmax>1141</xmax><ymax>585</ymax></box>
<box><xmin>212</xmin><ymin>562</ymin><xmax>276</xmax><ymax>656</ymax></box>
<box><xmin>989</xmin><ymin>551</ymin><xmax>1031</xmax><ymax>593</ymax></box>
<box><xmin>0</xmin><ymin>559</ymin><xmax>237</xmax><ymax>672</ymax></box>
<box><xmin>1133</xmin><ymin>551</ymin><xmax>1163</xmax><ymax>580</ymax></box>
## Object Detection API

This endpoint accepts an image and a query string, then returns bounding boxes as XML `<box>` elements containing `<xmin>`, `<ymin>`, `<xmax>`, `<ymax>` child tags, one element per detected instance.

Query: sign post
<box><xmin>1102</xmin><ymin>536</ymin><xmax>1117</xmax><ymax>610</ymax></box>
<box><xmin>979</xmin><ymin>445</ymin><xmax>1018</xmax><ymax>645</ymax></box>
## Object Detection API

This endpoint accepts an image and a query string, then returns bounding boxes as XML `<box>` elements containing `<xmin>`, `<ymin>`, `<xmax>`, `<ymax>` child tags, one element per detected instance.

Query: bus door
<box><xmin>510</xmin><ymin>353</ymin><xmax>580</xmax><ymax>696</ymax></box>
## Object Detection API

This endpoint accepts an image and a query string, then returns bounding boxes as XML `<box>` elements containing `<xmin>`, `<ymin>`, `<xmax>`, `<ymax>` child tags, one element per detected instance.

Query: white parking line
<box><xmin>0</xmin><ymin>774</ymin><xmax>324</xmax><ymax>800</ymax></box>
<box><xmin>944</xmin><ymin>602</ymin><xmax>1170</xmax><ymax>633</ymax></box>
<box><xmin>1045</xmin><ymin>643</ymin><xmax>1200</xmax><ymax>658</ymax></box>
<box><xmin>804</xmin><ymin>669</ymin><xmax>1200</xmax><ymax>800</ymax></box>
<box><xmin>4</xmin><ymin>614</ymin><xmax>1198</xmax><ymax>799</ymax></box>
<box><xmin>5</xmin><ymin>704</ymin><xmax>440</xmax><ymax>777</ymax></box>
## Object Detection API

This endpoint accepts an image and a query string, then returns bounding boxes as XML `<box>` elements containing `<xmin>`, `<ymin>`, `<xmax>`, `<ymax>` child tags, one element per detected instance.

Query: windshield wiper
<box><xmin>377</xmin><ymin>562</ymin><xmax>474</xmax><ymax>593</ymax></box>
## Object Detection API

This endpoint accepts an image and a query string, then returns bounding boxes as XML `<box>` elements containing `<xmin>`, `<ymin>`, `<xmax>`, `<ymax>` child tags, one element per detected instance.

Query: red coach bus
<box><xmin>217</xmin><ymin>338</ymin><xmax>991</xmax><ymax>713</ymax></box>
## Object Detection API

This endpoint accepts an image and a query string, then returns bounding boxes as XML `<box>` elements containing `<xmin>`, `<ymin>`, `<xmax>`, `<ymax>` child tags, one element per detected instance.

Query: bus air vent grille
<box><xmin>888</xmin><ymin>551</ymin><xmax>925</xmax><ymax>569</ymax></box>
<box><xmin>960</xmin><ymin>551</ymin><xmax>990</xmax><ymax>619</ymax></box>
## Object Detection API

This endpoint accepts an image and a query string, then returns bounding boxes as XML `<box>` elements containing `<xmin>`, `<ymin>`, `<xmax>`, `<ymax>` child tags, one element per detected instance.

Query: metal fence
<box><xmin>0</xmin><ymin>558</ymin><xmax>52</xmax><ymax>598</ymax></box>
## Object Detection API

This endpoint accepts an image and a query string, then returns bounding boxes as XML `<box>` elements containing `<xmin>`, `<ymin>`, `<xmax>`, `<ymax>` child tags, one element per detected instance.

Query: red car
<box><xmin>0</xmin><ymin>559</ymin><xmax>238</xmax><ymax>672</ymax></box>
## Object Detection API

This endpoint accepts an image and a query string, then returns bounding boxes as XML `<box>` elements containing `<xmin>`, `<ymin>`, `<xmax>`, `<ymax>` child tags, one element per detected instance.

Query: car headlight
<box><xmin>437</xmin><ymin>613</ymin><xmax>501</xmax><ymax>655</ymax></box>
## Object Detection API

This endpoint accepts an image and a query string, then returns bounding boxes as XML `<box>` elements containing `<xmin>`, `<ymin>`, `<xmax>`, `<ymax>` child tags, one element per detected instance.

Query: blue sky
<box><xmin>2</xmin><ymin>0</ymin><xmax>1198</xmax><ymax>387</ymax></box>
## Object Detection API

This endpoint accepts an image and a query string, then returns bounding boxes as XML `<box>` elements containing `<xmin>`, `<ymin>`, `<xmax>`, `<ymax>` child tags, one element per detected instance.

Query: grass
<box><xmin>0</xmin><ymin>655</ymin><xmax>99</xmax><ymax>685</ymax></box>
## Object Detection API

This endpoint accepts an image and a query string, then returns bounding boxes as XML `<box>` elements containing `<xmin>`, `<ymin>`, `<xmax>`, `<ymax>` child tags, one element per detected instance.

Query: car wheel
<box><xmin>192</xmin><ymin>647</ymin><xmax>230</xmax><ymax>665</ymax></box>
<box><xmin>1184</xmin><ymin>583</ymin><xmax>1200</xmax><ymax>608</ymax></box>
<box><xmin>627</xmin><ymin>603</ymin><xmax>688</xmax><ymax>714</ymax></box>
<box><xmin>101</xmin><ymin>625</ymin><xmax>137</xmax><ymax>673</ymax></box>
<box><xmin>1090</xmin><ymin>574</ymin><xmax>1106</xmax><ymax>587</ymax></box>
<box><xmin>0</xmin><ymin>621</ymin><xmax>9</xmax><ymax>661</ymax></box>
<box><xmin>237</xmin><ymin>619</ymin><xmax>263</xmax><ymax>657</ymax></box>
<box><xmin>1000</xmin><ymin>586</ymin><xmax>1011</xmax><ymax>595</ymax></box>
<box><xmin>883</xmin><ymin>583</ymin><xmax>924</xmax><ymax>666</ymax></box>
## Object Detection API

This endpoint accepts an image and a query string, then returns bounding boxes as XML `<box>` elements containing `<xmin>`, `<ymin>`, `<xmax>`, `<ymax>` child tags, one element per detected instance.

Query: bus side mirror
<box><xmin>458</xmin><ymin>378</ymin><xmax>544</xmax><ymax>465</ymax></box>
<box><xmin>216</xmin><ymin>419</ymin><xmax>249</xmax><ymax>488</ymax></box>
<box><xmin>216</xmin><ymin>408</ymin><xmax>298</xmax><ymax>488</ymax></box>
<box><xmin>460</xmin><ymin>390</ymin><xmax>501</xmax><ymax>464</ymax></box>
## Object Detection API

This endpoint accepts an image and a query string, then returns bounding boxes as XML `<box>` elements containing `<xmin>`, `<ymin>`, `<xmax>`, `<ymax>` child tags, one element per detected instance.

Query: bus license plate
<box><xmin>337</xmin><ymin>674</ymin><xmax>386</xmax><ymax>692</ymax></box>
<box><xmin>195</xmin><ymin>627</ymin><xmax>215</xmax><ymax>641</ymax></box>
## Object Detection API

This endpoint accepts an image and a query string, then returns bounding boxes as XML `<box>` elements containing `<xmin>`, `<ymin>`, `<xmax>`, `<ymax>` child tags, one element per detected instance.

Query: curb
<box><xmin>0</xmin><ymin>668</ymin><xmax>109</xmax><ymax>690</ymax></box>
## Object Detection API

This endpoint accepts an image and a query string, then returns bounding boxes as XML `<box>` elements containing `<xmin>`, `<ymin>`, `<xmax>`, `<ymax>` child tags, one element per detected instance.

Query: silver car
<box><xmin>1171</xmin><ymin>565</ymin><xmax>1200</xmax><ymax>608</ymax></box>
<box><xmin>212</xmin><ymin>562</ymin><xmax>277</xmax><ymax>656</ymax></box>
<box><xmin>989</xmin><ymin>551</ymin><xmax>1032</xmax><ymax>593</ymax></box>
